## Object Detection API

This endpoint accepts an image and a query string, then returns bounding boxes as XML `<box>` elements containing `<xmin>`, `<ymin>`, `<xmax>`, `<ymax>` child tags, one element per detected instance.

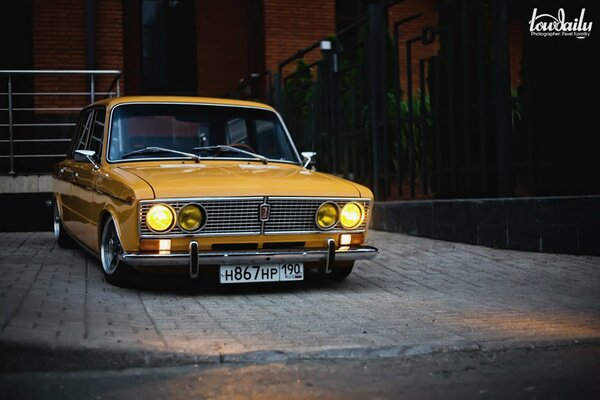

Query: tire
<box><xmin>100</xmin><ymin>216</ymin><xmax>132</xmax><ymax>286</ymax></box>
<box><xmin>321</xmin><ymin>262</ymin><xmax>354</xmax><ymax>281</ymax></box>
<box><xmin>53</xmin><ymin>200</ymin><xmax>75</xmax><ymax>248</ymax></box>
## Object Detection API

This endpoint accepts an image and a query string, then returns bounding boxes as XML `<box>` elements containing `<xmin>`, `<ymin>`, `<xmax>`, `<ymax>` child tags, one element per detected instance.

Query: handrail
<box><xmin>0</xmin><ymin>69</ymin><xmax>121</xmax><ymax>75</ymax></box>
<box><xmin>1</xmin><ymin>69</ymin><xmax>122</xmax><ymax>174</ymax></box>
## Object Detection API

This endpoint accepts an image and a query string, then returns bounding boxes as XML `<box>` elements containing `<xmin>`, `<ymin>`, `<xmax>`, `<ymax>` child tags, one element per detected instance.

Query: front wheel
<box><xmin>100</xmin><ymin>216</ymin><xmax>131</xmax><ymax>286</ymax></box>
<box><xmin>320</xmin><ymin>262</ymin><xmax>354</xmax><ymax>281</ymax></box>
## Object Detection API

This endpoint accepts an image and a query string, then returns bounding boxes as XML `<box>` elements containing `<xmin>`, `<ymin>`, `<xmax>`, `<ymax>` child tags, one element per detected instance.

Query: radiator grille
<box><xmin>139</xmin><ymin>197</ymin><xmax>370</xmax><ymax>237</ymax></box>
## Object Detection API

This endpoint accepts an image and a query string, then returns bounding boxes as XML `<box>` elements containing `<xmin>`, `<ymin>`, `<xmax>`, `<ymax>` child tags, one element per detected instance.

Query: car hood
<box><xmin>119</xmin><ymin>161</ymin><xmax>362</xmax><ymax>199</ymax></box>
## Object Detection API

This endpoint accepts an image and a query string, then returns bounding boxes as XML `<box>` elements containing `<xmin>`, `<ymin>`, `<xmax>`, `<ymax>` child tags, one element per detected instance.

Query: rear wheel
<box><xmin>53</xmin><ymin>200</ymin><xmax>75</xmax><ymax>248</ymax></box>
<box><xmin>100</xmin><ymin>216</ymin><xmax>132</xmax><ymax>286</ymax></box>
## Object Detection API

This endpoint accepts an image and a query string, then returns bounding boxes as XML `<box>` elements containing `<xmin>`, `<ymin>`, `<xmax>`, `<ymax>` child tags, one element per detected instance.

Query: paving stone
<box><xmin>0</xmin><ymin>231</ymin><xmax>599</xmax><ymax>357</ymax></box>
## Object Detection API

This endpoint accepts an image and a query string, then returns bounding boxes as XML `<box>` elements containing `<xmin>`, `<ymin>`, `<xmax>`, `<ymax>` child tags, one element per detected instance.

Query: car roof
<box><xmin>89</xmin><ymin>96</ymin><xmax>276</xmax><ymax>111</ymax></box>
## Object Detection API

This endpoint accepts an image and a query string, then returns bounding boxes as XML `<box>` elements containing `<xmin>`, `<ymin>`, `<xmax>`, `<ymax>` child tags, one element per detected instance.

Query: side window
<box><xmin>69</xmin><ymin>108</ymin><xmax>94</xmax><ymax>158</ymax></box>
<box><xmin>89</xmin><ymin>107</ymin><xmax>106</xmax><ymax>158</ymax></box>
<box><xmin>75</xmin><ymin>109</ymin><xmax>95</xmax><ymax>153</ymax></box>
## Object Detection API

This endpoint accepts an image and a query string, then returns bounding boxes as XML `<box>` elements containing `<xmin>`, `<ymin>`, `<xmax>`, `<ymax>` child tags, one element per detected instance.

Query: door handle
<box><xmin>60</xmin><ymin>167</ymin><xmax>73</xmax><ymax>178</ymax></box>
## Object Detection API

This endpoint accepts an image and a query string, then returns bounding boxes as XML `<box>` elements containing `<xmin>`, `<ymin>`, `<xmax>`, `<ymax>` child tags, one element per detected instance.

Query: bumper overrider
<box><xmin>119</xmin><ymin>239</ymin><xmax>379</xmax><ymax>278</ymax></box>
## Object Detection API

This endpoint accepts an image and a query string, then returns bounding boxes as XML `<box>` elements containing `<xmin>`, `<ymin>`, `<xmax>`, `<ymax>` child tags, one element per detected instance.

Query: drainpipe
<box><xmin>491</xmin><ymin>0</ymin><xmax>512</xmax><ymax>197</ymax></box>
<box><xmin>85</xmin><ymin>0</ymin><xmax>96</xmax><ymax>102</ymax></box>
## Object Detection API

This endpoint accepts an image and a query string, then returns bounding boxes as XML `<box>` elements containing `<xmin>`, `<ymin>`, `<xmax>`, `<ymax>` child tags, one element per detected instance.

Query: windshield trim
<box><xmin>105</xmin><ymin>101</ymin><xmax>302</xmax><ymax>166</ymax></box>
<box><xmin>107</xmin><ymin>157</ymin><xmax>303</xmax><ymax>166</ymax></box>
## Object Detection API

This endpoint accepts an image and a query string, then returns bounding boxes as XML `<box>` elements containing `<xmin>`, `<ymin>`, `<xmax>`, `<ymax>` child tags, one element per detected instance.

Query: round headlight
<box><xmin>178</xmin><ymin>204</ymin><xmax>204</xmax><ymax>232</ymax></box>
<box><xmin>340</xmin><ymin>202</ymin><xmax>364</xmax><ymax>229</ymax></box>
<box><xmin>146</xmin><ymin>204</ymin><xmax>175</xmax><ymax>233</ymax></box>
<box><xmin>316</xmin><ymin>202</ymin><xmax>339</xmax><ymax>230</ymax></box>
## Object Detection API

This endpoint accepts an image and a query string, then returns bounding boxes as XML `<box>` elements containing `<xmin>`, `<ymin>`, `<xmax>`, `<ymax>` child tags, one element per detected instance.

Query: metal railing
<box><xmin>0</xmin><ymin>69</ymin><xmax>121</xmax><ymax>174</ymax></box>
<box><xmin>228</xmin><ymin>0</ymin><xmax>520</xmax><ymax>201</ymax></box>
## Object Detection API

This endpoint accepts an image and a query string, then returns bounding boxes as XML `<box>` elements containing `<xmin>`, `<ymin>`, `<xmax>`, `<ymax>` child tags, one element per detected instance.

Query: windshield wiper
<box><xmin>194</xmin><ymin>145</ymin><xmax>268</xmax><ymax>165</ymax></box>
<box><xmin>121</xmin><ymin>147</ymin><xmax>201</xmax><ymax>163</ymax></box>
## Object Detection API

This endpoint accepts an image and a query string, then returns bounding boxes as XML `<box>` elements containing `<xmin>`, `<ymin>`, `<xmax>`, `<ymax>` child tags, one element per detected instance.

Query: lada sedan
<box><xmin>53</xmin><ymin>96</ymin><xmax>378</xmax><ymax>286</ymax></box>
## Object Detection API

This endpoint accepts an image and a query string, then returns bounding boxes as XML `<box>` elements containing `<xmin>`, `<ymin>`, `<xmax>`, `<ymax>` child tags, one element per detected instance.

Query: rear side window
<box><xmin>69</xmin><ymin>109</ymin><xmax>94</xmax><ymax>158</ymax></box>
<box><xmin>89</xmin><ymin>108</ymin><xmax>106</xmax><ymax>157</ymax></box>
<box><xmin>69</xmin><ymin>107</ymin><xmax>106</xmax><ymax>159</ymax></box>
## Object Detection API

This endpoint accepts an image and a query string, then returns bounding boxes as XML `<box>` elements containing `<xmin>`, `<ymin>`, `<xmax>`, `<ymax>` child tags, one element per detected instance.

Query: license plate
<box><xmin>219</xmin><ymin>263</ymin><xmax>304</xmax><ymax>284</ymax></box>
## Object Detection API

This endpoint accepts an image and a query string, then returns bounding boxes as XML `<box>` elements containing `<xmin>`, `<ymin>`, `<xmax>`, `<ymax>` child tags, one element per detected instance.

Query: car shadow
<box><xmin>118</xmin><ymin>267</ymin><xmax>357</xmax><ymax>296</ymax></box>
<box><xmin>78</xmin><ymin>248</ymin><xmax>368</xmax><ymax>296</ymax></box>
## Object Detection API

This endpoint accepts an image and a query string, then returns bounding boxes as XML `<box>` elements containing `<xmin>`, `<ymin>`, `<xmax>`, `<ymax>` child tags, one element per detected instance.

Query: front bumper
<box><xmin>119</xmin><ymin>241</ymin><xmax>378</xmax><ymax>272</ymax></box>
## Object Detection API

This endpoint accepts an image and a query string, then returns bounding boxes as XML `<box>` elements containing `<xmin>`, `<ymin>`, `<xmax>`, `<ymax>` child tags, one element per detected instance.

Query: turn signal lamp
<box><xmin>340</xmin><ymin>234</ymin><xmax>352</xmax><ymax>245</ymax></box>
<box><xmin>140</xmin><ymin>239</ymin><xmax>171</xmax><ymax>251</ymax></box>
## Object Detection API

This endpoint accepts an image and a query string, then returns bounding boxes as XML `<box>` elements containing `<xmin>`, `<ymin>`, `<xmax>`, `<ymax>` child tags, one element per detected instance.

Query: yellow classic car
<box><xmin>53</xmin><ymin>96</ymin><xmax>378</xmax><ymax>286</ymax></box>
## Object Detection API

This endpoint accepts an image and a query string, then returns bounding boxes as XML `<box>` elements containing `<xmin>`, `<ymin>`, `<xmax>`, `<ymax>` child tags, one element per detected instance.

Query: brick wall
<box><xmin>29</xmin><ymin>0</ymin><xmax>519</xmax><ymax>103</ymax></box>
<box><xmin>32</xmin><ymin>0</ymin><xmax>123</xmax><ymax>110</ymax></box>
<box><xmin>264</xmin><ymin>0</ymin><xmax>336</xmax><ymax>78</ymax></box>
<box><xmin>196</xmin><ymin>0</ymin><xmax>264</xmax><ymax>97</ymax></box>
<box><xmin>33</xmin><ymin>0</ymin><xmax>86</xmax><ymax>110</ymax></box>
<box><xmin>96</xmin><ymin>0</ymin><xmax>124</xmax><ymax>96</ymax></box>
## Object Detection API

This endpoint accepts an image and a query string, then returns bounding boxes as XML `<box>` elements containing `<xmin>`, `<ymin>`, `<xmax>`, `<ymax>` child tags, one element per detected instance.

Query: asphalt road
<box><xmin>1</xmin><ymin>343</ymin><xmax>599</xmax><ymax>399</ymax></box>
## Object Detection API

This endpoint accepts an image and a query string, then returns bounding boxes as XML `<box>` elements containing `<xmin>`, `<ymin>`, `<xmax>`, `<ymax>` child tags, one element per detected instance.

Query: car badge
<box><xmin>259</xmin><ymin>203</ymin><xmax>271</xmax><ymax>222</ymax></box>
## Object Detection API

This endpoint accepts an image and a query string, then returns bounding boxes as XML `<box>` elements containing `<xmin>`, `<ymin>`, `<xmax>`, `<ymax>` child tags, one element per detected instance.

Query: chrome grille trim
<box><xmin>140</xmin><ymin>197</ymin><xmax>263</xmax><ymax>237</ymax></box>
<box><xmin>139</xmin><ymin>197</ymin><xmax>371</xmax><ymax>238</ymax></box>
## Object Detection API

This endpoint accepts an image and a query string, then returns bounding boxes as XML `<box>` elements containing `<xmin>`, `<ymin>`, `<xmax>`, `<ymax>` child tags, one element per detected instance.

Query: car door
<box><xmin>69</xmin><ymin>107</ymin><xmax>106</xmax><ymax>250</ymax></box>
<box><xmin>80</xmin><ymin>106</ymin><xmax>106</xmax><ymax>250</ymax></box>
<box><xmin>63</xmin><ymin>107</ymin><xmax>97</xmax><ymax>247</ymax></box>
<box><xmin>59</xmin><ymin>108</ymin><xmax>93</xmax><ymax>241</ymax></box>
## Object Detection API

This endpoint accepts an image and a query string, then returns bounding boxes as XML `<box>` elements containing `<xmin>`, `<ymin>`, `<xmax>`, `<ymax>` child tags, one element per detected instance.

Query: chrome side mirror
<box><xmin>301</xmin><ymin>151</ymin><xmax>317</xmax><ymax>169</ymax></box>
<box><xmin>74</xmin><ymin>149</ymin><xmax>100</xmax><ymax>170</ymax></box>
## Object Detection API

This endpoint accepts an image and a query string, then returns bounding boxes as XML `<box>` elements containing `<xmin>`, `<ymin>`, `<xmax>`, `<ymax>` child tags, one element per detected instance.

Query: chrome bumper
<box><xmin>119</xmin><ymin>243</ymin><xmax>379</xmax><ymax>268</ymax></box>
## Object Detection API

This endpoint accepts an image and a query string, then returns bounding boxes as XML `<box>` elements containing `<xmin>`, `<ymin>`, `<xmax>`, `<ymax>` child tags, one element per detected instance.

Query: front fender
<box><xmin>97</xmin><ymin>201</ymin><xmax>140</xmax><ymax>253</ymax></box>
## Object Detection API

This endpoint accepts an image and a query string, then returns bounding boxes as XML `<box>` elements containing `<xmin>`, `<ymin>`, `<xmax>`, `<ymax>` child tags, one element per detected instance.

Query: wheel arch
<box><xmin>98</xmin><ymin>208</ymin><xmax>125</xmax><ymax>251</ymax></box>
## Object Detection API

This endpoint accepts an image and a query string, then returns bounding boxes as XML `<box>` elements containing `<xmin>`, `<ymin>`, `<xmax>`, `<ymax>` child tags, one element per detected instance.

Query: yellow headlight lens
<box><xmin>340</xmin><ymin>202</ymin><xmax>364</xmax><ymax>229</ymax></box>
<box><xmin>316</xmin><ymin>202</ymin><xmax>339</xmax><ymax>230</ymax></box>
<box><xmin>146</xmin><ymin>204</ymin><xmax>174</xmax><ymax>232</ymax></box>
<box><xmin>178</xmin><ymin>204</ymin><xmax>204</xmax><ymax>232</ymax></box>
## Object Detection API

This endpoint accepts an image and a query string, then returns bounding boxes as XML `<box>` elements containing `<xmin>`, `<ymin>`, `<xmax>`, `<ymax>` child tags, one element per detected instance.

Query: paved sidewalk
<box><xmin>1</xmin><ymin>231</ymin><xmax>599</xmax><ymax>359</ymax></box>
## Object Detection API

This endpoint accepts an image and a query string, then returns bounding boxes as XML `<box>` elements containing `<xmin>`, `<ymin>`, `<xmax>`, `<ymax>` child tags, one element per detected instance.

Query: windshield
<box><xmin>107</xmin><ymin>103</ymin><xmax>300</xmax><ymax>164</ymax></box>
